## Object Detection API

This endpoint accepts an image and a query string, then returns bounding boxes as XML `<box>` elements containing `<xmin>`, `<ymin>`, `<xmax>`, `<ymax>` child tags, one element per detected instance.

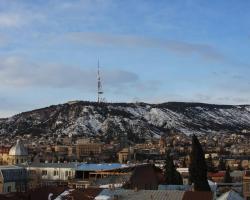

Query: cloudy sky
<box><xmin>0</xmin><ymin>0</ymin><xmax>250</xmax><ymax>117</ymax></box>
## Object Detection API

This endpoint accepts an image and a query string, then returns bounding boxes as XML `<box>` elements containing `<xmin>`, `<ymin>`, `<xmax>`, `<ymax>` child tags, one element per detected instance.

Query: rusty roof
<box><xmin>182</xmin><ymin>191</ymin><xmax>213</xmax><ymax>200</ymax></box>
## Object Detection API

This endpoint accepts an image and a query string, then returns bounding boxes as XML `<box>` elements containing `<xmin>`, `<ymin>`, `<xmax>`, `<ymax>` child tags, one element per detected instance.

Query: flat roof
<box><xmin>0</xmin><ymin>165</ymin><xmax>24</xmax><ymax>170</ymax></box>
<box><xmin>25</xmin><ymin>163</ymin><xmax>128</xmax><ymax>171</ymax></box>
<box><xmin>26</xmin><ymin>163</ymin><xmax>77</xmax><ymax>169</ymax></box>
<box><xmin>76</xmin><ymin>163</ymin><xmax>127</xmax><ymax>171</ymax></box>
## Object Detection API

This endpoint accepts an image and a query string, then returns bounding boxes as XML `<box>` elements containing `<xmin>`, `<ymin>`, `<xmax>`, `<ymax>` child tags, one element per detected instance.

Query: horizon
<box><xmin>1</xmin><ymin>0</ymin><xmax>250</xmax><ymax>117</ymax></box>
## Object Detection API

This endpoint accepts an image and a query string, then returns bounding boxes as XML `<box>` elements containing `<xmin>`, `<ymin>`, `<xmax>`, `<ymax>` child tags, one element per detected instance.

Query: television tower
<box><xmin>97</xmin><ymin>60</ymin><xmax>103</xmax><ymax>103</ymax></box>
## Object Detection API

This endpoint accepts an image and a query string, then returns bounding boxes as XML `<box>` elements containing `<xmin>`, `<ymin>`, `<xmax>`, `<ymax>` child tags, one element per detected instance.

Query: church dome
<box><xmin>9</xmin><ymin>139</ymin><xmax>28</xmax><ymax>156</ymax></box>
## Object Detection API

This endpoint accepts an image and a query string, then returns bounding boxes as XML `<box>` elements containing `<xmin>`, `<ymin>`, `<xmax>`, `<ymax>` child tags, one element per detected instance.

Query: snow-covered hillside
<box><xmin>0</xmin><ymin>101</ymin><xmax>250</xmax><ymax>140</ymax></box>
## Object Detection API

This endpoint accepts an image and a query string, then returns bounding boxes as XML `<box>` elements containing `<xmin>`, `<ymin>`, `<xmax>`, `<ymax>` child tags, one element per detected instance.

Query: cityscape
<box><xmin>0</xmin><ymin>1</ymin><xmax>250</xmax><ymax>200</ymax></box>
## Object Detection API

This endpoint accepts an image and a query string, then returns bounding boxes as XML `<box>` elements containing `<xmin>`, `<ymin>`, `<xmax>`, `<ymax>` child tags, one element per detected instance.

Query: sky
<box><xmin>0</xmin><ymin>0</ymin><xmax>250</xmax><ymax>117</ymax></box>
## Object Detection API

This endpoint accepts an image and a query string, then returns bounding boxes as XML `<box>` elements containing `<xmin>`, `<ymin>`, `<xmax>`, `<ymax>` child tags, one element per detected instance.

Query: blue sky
<box><xmin>0</xmin><ymin>0</ymin><xmax>250</xmax><ymax>117</ymax></box>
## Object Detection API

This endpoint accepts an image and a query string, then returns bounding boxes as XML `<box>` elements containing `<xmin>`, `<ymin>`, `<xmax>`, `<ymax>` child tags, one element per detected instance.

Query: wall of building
<box><xmin>28</xmin><ymin>167</ymin><xmax>75</xmax><ymax>181</ymax></box>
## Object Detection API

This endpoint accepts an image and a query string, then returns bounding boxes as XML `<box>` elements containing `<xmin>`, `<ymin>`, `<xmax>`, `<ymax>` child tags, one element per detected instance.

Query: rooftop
<box><xmin>26</xmin><ymin>162</ymin><xmax>128</xmax><ymax>171</ymax></box>
<box><xmin>217</xmin><ymin>190</ymin><xmax>243</xmax><ymax>200</ymax></box>
<box><xmin>9</xmin><ymin>139</ymin><xmax>28</xmax><ymax>156</ymax></box>
<box><xmin>76</xmin><ymin>163</ymin><xmax>128</xmax><ymax>171</ymax></box>
<box><xmin>95</xmin><ymin>189</ymin><xmax>185</xmax><ymax>200</ymax></box>
<box><xmin>0</xmin><ymin>165</ymin><xmax>24</xmax><ymax>170</ymax></box>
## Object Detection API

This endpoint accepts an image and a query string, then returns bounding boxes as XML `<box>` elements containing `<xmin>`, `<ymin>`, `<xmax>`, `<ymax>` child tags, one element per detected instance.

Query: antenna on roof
<box><xmin>97</xmin><ymin>59</ymin><xmax>104</xmax><ymax>103</ymax></box>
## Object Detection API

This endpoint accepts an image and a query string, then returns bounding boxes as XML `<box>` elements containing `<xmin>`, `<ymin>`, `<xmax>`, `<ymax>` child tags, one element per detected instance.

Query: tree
<box><xmin>189</xmin><ymin>135</ymin><xmax>211</xmax><ymax>191</ymax></box>
<box><xmin>206</xmin><ymin>154</ymin><xmax>216</xmax><ymax>172</ymax></box>
<box><xmin>217</xmin><ymin>158</ymin><xmax>226</xmax><ymax>171</ymax></box>
<box><xmin>224</xmin><ymin>166</ymin><xmax>232</xmax><ymax>183</ymax></box>
<box><xmin>164</xmin><ymin>153</ymin><xmax>183</xmax><ymax>185</ymax></box>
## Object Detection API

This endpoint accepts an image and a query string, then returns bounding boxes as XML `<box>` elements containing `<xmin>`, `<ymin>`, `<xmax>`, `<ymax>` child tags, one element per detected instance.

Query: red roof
<box><xmin>70</xmin><ymin>188</ymin><xmax>102</xmax><ymax>200</ymax></box>
<box><xmin>208</xmin><ymin>172</ymin><xmax>225</xmax><ymax>178</ymax></box>
<box><xmin>183</xmin><ymin>191</ymin><xmax>213</xmax><ymax>200</ymax></box>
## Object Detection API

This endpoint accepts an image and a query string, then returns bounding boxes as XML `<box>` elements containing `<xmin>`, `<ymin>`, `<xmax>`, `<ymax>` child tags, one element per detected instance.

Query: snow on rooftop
<box><xmin>54</xmin><ymin>189</ymin><xmax>74</xmax><ymax>200</ymax></box>
<box><xmin>217</xmin><ymin>190</ymin><xmax>243</xmax><ymax>200</ymax></box>
<box><xmin>94</xmin><ymin>195</ymin><xmax>112</xmax><ymax>200</ymax></box>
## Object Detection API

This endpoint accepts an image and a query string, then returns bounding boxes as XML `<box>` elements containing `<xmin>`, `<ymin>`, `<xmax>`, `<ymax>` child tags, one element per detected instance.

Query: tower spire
<box><xmin>97</xmin><ymin>59</ymin><xmax>103</xmax><ymax>103</ymax></box>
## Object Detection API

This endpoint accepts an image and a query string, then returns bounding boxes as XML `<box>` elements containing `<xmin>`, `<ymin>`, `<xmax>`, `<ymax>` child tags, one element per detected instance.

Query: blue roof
<box><xmin>24</xmin><ymin>162</ymin><xmax>127</xmax><ymax>171</ymax></box>
<box><xmin>76</xmin><ymin>163</ymin><xmax>125</xmax><ymax>171</ymax></box>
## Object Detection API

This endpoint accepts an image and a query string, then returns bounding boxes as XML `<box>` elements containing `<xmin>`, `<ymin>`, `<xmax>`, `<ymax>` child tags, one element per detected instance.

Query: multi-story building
<box><xmin>117</xmin><ymin>148</ymin><xmax>130</xmax><ymax>163</ymax></box>
<box><xmin>26</xmin><ymin>163</ymin><xmax>76</xmax><ymax>186</ymax></box>
<box><xmin>25</xmin><ymin>162</ymin><xmax>128</xmax><ymax>189</ymax></box>
<box><xmin>76</xmin><ymin>139</ymin><xmax>102</xmax><ymax>160</ymax></box>
<box><xmin>0</xmin><ymin>146</ymin><xmax>11</xmax><ymax>165</ymax></box>
<box><xmin>0</xmin><ymin>165</ymin><xmax>27</xmax><ymax>193</ymax></box>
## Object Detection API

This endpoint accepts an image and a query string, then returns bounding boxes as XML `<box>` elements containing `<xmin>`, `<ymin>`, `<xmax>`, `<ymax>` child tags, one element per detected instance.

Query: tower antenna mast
<box><xmin>97</xmin><ymin>60</ymin><xmax>103</xmax><ymax>103</ymax></box>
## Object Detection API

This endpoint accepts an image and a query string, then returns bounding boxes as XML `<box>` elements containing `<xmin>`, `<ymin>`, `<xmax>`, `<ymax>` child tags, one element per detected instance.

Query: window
<box><xmin>42</xmin><ymin>170</ymin><xmax>47</xmax><ymax>176</ymax></box>
<box><xmin>7</xmin><ymin>186</ymin><xmax>11</xmax><ymax>192</ymax></box>
<box><xmin>65</xmin><ymin>171</ymin><xmax>68</xmax><ymax>177</ymax></box>
<box><xmin>54</xmin><ymin>170</ymin><xmax>58</xmax><ymax>176</ymax></box>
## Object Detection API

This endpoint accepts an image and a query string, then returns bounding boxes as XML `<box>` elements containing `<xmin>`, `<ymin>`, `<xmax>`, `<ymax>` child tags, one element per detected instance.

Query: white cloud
<box><xmin>0</xmin><ymin>13</ymin><xmax>26</xmax><ymax>28</ymax></box>
<box><xmin>65</xmin><ymin>32</ymin><xmax>225</xmax><ymax>62</ymax></box>
<box><xmin>0</xmin><ymin>56</ymin><xmax>139</xmax><ymax>90</ymax></box>
<box><xmin>0</xmin><ymin>10</ymin><xmax>45</xmax><ymax>28</ymax></box>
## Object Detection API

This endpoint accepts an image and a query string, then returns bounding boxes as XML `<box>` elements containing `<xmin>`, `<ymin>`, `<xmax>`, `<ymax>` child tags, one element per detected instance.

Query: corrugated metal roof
<box><xmin>26</xmin><ymin>163</ymin><xmax>127</xmax><ymax>171</ymax></box>
<box><xmin>158</xmin><ymin>184</ymin><xmax>191</xmax><ymax>191</ymax></box>
<box><xmin>76</xmin><ymin>163</ymin><xmax>127</xmax><ymax>171</ymax></box>
<box><xmin>95</xmin><ymin>189</ymin><xmax>185</xmax><ymax>200</ymax></box>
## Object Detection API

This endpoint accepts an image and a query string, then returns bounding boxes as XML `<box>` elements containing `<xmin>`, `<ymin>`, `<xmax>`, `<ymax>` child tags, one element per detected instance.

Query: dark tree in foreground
<box><xmin>164</xmin><ymin>153</ymin><xmax>183</xmax><ymax>185</ymax></box>
<box><xmin>217</xmin><ymin>158</ymin><xmax>226</xmax><ymax>171</ymax></box>
<box><xmin>224</xmin><ymin>166</ymin><xmax>232</xmax><ymax>183</ymax></box>
<box><xmin>189</xmin><ymin>135</ymin><xmax>211</xmax><ymax>191</ymax></box>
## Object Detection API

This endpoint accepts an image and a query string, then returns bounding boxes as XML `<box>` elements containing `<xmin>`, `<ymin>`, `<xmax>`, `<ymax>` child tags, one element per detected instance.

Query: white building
<box><xmin>27</xmin><ymin>163</ymin><xmax>76</xmax><ymax>184</ymax></box>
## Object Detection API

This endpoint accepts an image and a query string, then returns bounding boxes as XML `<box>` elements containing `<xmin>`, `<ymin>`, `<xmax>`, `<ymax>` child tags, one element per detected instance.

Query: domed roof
<box><xmin>9</xmin><ymin>139</ymin><xmax>28</xmax><ymax>156</ymax></box>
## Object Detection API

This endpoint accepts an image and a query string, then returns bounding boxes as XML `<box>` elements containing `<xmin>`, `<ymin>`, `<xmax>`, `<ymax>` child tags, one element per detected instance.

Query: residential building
<box><xmin>76</xmin><ymin>139</ymin><xmax>102</xmax><ymax>160</ymax></box>
<box><xmin>117</xmin><ymin>148</ymin><xmax>130</xmax><ymax>163</ymax></box>
<box><xmin>26</xmin><ymin>163</ymin><xmax>76</xmax><ymax>186</ymax></box>
<box><xmin>0</xmin><ymin>165</ymin><xmax>27</xmax><ymax>193</ymax></box>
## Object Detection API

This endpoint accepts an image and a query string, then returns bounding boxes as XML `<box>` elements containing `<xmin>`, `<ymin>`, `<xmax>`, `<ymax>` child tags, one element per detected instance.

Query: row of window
<box><xmin>41</xmin><ymin>170</ymin><xmax>72</xmax><ymax>177</ymax></box>
<box><xmin>5</xmin><ymin>184</ymin><xmax>26</xmax><ymax>193</ymax></box>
